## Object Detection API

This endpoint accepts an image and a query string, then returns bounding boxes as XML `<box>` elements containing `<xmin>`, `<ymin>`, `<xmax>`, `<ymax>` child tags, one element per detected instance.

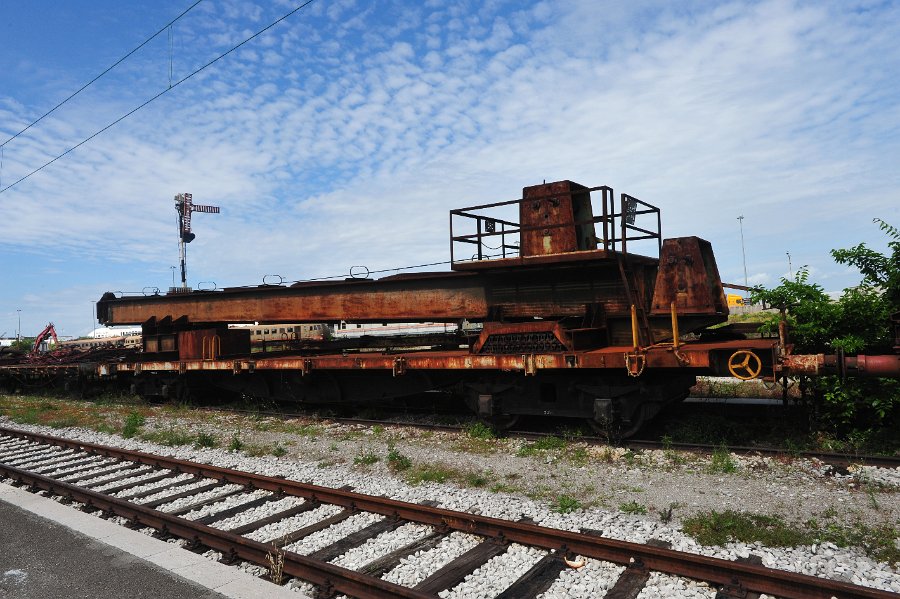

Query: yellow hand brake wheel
<box><xmin>727</xmin><ymin>349</ymin><xmax>762</xmax><ymax>380</ymax></box>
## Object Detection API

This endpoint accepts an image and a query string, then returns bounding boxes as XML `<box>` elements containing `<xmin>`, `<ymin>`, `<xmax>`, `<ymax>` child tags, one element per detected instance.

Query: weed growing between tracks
<box><xmin>121</xmin><ymin>411</ymin><xmax>146</xmax><ymax>438</ymax></box>
<box><xmin>0</xmin><ymin>393</ymin><xmax>145</xmax><ymax>434</ymax></box>
<box><xmin>266</xmin><ymin>543</ymin><xmax>286</xmax><ymax>585</ymax></box>
<box><xmin>683</xmin><ymin>509</ymin><xmax>900</xmax><ymax>565</ymax></box>
<box><xmin>619</xmin><ymin>500</ymin><xmax>648</xmax><ymax>515</ymax></box>
<box><xmin>708</xmin><ymin>444</ymin><xmax>738</xmax><ymax>474</ymax></box>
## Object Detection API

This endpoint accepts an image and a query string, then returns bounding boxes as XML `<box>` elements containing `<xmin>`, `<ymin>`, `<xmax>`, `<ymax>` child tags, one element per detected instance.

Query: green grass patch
<box><xmin>463</xmin><ymin>471</ymin><xmax>490</xmax><ymax>488</ymax></box>
<box><xmin>46</xmin><ymin>416</ymin><xmax>79</xmax><ymax>429</ymax></box>
<box><xmin>708</xmin><ymin>445</ymin><xmax>738</xmax><ymax>474</ymax></box>
<box><xmin>193</xmin><ymin>431</ymin><xmax>218</xmax><ymax>448</ymax></box>
<box><xmin>386</xmin><ymin>447</ymin><xmax>412</xmax><ymax>472</ymax></box>
<box><xmin>684</xmin><ymin>510</ymin><xmax>812</xmax><ymax>548</ymax></box>
<box><xmin>228</xmin><ymin>434</ymin><xmax>244</xmax><ymax>452</ymax></box>
<box><xmin>122</xmin><ymin>411</ymin><xmax>146</xmax><ymax>438</ymax></box>
<box><xmin>353</xmin><ymin>451</ymin><xmax>380</xmax><ymax>466</ymax></box>
<box><xmin>517</xmin><ymin>435</ymin><xmax>567</xmax><ymax>457</ymax></box>
<box><xmin>569</xmin><ymin>446</ymin><xmax>589</xmax><ymax>466</ymax></box>
<box><xmin>271</xmin><ymin>444</ymin><xmax>288</xmax><ymax>457</ymax></box>
<box><xmin>619</xmin><ymin>500</ymin><xmax>647</xmax><ymax>515</ymax></box>
<box><xmin>553</xmin><ymin>494</ymin><xmax>582</xmax><ymax>513</ymax></box>
<box><xmin>464</xmin><ymin>421</ymin><xmax>495</xmax><ymax>440</ymax></box>
<box><xmin>406</xmin><ymin>464</ymin><xmax>457</xmax><ymax>485</ymax></box>
<box><xmin>141</xmin><ymin>427</ymin><xmax>194</xmax><ymax>447</ymax></box>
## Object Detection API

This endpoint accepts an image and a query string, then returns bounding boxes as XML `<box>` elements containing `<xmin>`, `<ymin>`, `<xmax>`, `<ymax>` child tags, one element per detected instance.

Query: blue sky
<box><xmin>1</xmin><ymin>0</ymin><xmax>899</xmax><ymax>339</ymax></box>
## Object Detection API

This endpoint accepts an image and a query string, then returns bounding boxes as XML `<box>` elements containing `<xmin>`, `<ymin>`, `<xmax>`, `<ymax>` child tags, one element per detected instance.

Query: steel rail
<box><xmin>0</xmin><ymin>427</ymin><xmax>893</xmax><ymax>599</ymax></box>
<box><xmin>0</xmin><ymin>463</ymin><xmax>430</xmax><ymax>598</ymax></box>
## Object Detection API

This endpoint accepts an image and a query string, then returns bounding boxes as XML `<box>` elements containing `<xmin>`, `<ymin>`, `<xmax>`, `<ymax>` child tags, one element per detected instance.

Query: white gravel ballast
<box><xmin>2</xmin><ymin>417</ymin><xmax>899</xmax><ymax>596</ymax></box>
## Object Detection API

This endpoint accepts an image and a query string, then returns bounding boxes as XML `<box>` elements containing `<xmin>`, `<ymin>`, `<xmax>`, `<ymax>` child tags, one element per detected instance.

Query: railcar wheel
<box><xmin>586</xmin><ymin>404</ymin><xmax>648</xmax><ymax>442</ymax></box>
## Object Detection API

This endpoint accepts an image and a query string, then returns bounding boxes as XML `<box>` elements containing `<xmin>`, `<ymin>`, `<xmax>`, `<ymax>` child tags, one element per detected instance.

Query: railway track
<box><xmin>0</xmin><ymin>426</ymin><xmax>894</xmax><ymax>599</ymax></box>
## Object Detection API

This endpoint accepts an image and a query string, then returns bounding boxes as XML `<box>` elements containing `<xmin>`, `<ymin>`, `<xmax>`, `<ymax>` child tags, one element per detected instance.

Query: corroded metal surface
<box><xmin>649</xmin><ymin>237</ymin><xmax>727</xmax><ymax>316</ymax></box>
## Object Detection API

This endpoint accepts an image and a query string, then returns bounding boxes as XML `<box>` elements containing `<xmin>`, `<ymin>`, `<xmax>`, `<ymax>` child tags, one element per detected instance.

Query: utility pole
<box><xmin>16</xmin><ymin>309</ymin><xmax>21</xmax><ymax>342</ymax></box>
<box><xmin>786</xmin><ymin>252</ymin><xmax>793</xmax><ymax>278</ymax></box>
<box><xmin>174</xmin><ymin>193</ymin><xmax>219</xmax><ymax>291</ymax></box>
<box><xmin>737</xmin><ymin>215</ymin><xmax>749</xmax><ymax>290</ymax></box>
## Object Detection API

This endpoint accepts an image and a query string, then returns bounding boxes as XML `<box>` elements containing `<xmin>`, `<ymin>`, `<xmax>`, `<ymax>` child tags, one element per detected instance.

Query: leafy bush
<box><xmin>464</xmin><ymin>421</ymin><xmax>495</xmax><ymax>440</ymax></box>
<box><xmin>751</xmin><ymin>219</ymin><xmax>899</xmax><ymax>428</ymax></box>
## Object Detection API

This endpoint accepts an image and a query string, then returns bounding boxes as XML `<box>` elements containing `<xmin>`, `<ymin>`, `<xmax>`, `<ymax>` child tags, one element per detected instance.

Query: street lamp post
<box><xmin>170</xmin><ymin>265</ymin><xmax>176</xmax><ymax>289</ymax></box>
<box><xmin>737</xmin><ymin>216</ymin><xmax>749</xmax><ymax>290</ymax></box>
<box><xmin>16</xmin><ymin>309</ymin><xmax>21</xmax><ymax>342</ymax></box>
<box><xmin>91</xmin><ymin>301</ymin><xmax>96</xmax><ymax>338</ymax></box>
<box><xmin>787</xmin><ymin>252</ymin><xmax>793</xmax><ymax>278</ymax></box>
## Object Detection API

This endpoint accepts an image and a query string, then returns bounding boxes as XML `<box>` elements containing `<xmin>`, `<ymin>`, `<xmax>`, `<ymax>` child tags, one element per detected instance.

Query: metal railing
<box><xmin>450</xmin><ymin>186</ymin><xmax>661</xmax><ymax>264</ymax></box>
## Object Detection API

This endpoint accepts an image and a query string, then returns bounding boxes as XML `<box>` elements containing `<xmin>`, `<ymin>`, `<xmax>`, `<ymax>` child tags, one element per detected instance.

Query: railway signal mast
<box><xmin>174</xmin><ymin>193</ymin><xmax>219</xmax><ymax>291</ymax></box>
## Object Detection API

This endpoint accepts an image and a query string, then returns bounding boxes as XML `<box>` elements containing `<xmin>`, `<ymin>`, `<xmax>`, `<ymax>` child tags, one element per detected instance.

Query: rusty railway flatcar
<box><xmin>3</xmin><ymin>180</ymin><xmax>898</xmax><ymax>436</ymax></box>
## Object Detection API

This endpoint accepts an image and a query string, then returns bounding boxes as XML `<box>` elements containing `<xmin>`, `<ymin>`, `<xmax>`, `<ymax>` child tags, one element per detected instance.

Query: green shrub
<box><xmin>518</xmin><ymin>436</ymin><xmax>567</xmax><ymax>456</ymax></box>
<box><xmin>386</xmin><ymin>447</ymin><xmax>411</xmax><ymax>472</ymax></box>
<box><xmin>465</xmin><ymin>421</ymin><xmax>495</xmax><ymax>440</ymax></box>
<box><xmin>708</xmin><ymin>445</ymin><xmax>737</xmax><ymax>474</ymax></box>
<box><xmin>354</xmin><ymin>451</ymin><xmax>379</xmax><ymax>466</ymax></box>
<box><xmin>228</xmin><ymin>434</ymin><xmax>244</xmax><ymax>452</ymax></box>
<box><xmin>553</xmin><ymin>495</ymin><xmax>582</xmax><ymax>513</ymax></box>
<box><xmin>194</xmin><ymin>431</ymin><xmax>218</xmax><ymax>448</ymax></box>
<box><xmin>122</xmin><ymin>411</ymin><xmax>146</xmax><ymax>438</ymax></box>
<box><xmin>619</xmin><ymin>501</ymin><xmax>647</xmax><ymax>515</ymax></box>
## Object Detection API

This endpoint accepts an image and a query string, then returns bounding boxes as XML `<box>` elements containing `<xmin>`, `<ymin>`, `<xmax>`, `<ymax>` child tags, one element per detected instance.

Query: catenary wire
<box><xmin>0</xmin><ymin>0</ymin><xmax>204</xmax><ymax>149</ymax></box>
<box><xmin>0</xmin><ymin>0</ymin><xmax>318</xmax><ymax>197</ymax></box>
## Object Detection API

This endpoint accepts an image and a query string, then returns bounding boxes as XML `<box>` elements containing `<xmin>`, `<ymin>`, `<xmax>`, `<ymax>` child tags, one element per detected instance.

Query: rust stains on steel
<box><xmin>98</xmin><ymin>272</ymin><xmax>490</xmax><ymax>326</ymax></box>
<box><xmin>781</xmin><ymin>353</ymin><xmax>824</xmax><ymax>376</ymax></box>
<box><xmin>99</xmin><ymin>339</ymin><xmax>781</xmax><ymax>377</ymax></box>
<box><xmin>0</xmin><ymin>465</ymin><xmax>430</xmax><ymax>599</ymax></box>
<box><xmin>649</xmin><ymin>237</ymin><xmax>727</xmax><ymax>316</ymax></box>
<box><xmin>783</xmin><ymin>354</ymin><xmax>900</xmax><ymax>378</ymax></box>
<box><xmin>1</xmin><ymin>427</ymin><xmax>893</xmax><ymax>599</ymax></box>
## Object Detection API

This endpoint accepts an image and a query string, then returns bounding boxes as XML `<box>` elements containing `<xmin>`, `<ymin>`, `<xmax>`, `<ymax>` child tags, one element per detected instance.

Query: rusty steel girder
<box><xmin>97</xmin><ymin>248</ymin><xmax>725</xmax><ymax>348</ymax></box>
<box><xmin>97</xmin><ymin>181</ymin><xmax>730</xmax><ymax>353</ymax></box>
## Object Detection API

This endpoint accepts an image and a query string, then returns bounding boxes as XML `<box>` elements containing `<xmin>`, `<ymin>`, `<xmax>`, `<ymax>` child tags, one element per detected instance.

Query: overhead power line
<box><xmin>0</xmin><ymin>0</ymin><xmax>205</xmax><ymax>149</ymax></box>
<box><xmin>0</xmin><ymin>0</ymin><xmax>318</xmax><ymax>197</ymax></box>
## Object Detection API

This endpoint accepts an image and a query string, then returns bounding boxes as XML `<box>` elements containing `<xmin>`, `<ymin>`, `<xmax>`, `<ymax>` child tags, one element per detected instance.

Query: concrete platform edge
<box><xmin>0</xmin><ymin>482</ymin><xmax>305</xmax><ymax>599</ymax></box>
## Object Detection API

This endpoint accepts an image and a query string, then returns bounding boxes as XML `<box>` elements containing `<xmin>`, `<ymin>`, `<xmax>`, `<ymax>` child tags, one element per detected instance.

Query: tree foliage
<box><xmin>751</xmin><ymin>218</ymin><xmax>898</xmax><ymax>355</ymax></box>
<box><xmin>750</xmin><ymin>219</ymin><xmax>899</xmax><ymax>428</ymax></box>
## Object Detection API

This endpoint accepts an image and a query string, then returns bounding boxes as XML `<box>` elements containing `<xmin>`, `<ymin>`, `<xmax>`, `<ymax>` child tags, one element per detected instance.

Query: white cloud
<box><xmin>1</xmin><ymin>0</ymin><xmax>899</xmax><ymax>335</ymax></box>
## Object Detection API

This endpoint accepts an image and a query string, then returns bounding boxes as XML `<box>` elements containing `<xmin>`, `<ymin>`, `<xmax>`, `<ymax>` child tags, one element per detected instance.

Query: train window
<box><xmin>288</xmin><ymin>327</ymin><xmax>293</xmax><ymax>332</ymax></box>
<box><xmin>279</xmin><ymin>328</ymin><xmax>285</xmax><ymax>333</ymax></box>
